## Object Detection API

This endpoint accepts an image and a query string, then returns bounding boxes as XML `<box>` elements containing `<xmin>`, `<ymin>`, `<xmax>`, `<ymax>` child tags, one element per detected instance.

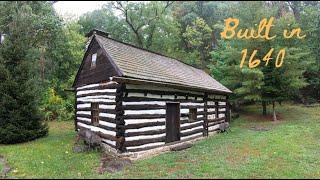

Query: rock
<box><xmin>3</xmin><ymin>166</ymin><xmax>11</xmax><ymax>176</ymax></box>
<box><xmin>219</xmin><ymin>122</ymin><xmax>230</xmax><ymax>133</ymax></box>
<box><xmin>73</xmin><ymin>144</ymin><xmax>90</xmax><ymax>153</ymax></box>
<box><xmin>0</xmin><ymin>155</ymin><xmax>11</xmax><ymax>178</ymax></box>
<box><xmin>170</xmin><ymin>143</ymin><xmax>193</xmax><ymax>151</ymax></box>
<box><xmin>106</xmin><ymin>161</ymin><xmax>124</xmax><ymax>173</ymax></box>
<box><xmin>121</xmin><ymin>158</ymin><xmax>132</xmax><ymax>166</ymax></box>
<box><xmin>97</xmin><ymin>153</ymin><xmax>132</xmax><ymax>174</ymax></box>
<box><xmin>78</xmin><ymin>128</ymin><xmax>102</xmax><ymax>148</ymax></box>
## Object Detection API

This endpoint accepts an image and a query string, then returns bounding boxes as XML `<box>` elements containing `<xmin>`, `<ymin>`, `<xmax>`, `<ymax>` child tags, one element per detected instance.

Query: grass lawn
<box><xmin>0</xmin><ymin>103</ymin><xmax>319</xmax><ymax>178</ymax></box>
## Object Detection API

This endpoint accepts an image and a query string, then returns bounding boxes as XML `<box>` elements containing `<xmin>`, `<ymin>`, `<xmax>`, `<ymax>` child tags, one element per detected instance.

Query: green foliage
<box><xmin>110</xmin><ymin>1</ymin><xmax>174</xmax><ymax>49</ymax></box>
<box><xmin>0</xmin><ymin>55</ymin><xmax>48</xmax><ymax>144</ymax></box>
<box><xmin>76</xmin><ymin>1</ymin><xmax>319</xmax><ymax>111</ymax></box>
<box><xmin>208</xmin><ymin>1</ymin><xmax>313</xmax><ymax>112</ymax></box>
<box><xmin>298</xmin><ymin>3</ymin><xmax>320</xmax><ymax>102</ymax></box>
<box><xmin>78</xmin><ymin>3</ymin><xmax>132</xmax><ymax>43</ymax></box>
<box><xmin>184</xmin><ymin>18</ymin><xmax>213</xmax><ymax>47</ymax></box>
<box><xmin>0</xmin><ymin>1</ymin><xmax>65</xmax><ymax>144</ymax></box>
<box><xmin>183</xmin><ymin>17</ymin><xmax>213</xmax><ymax>68</ymax></box>
<box><xmin>40</xmin><ymin>88</ymin><xmax>73</xmax><ymax>121</ymax></box>
<box><xmin>0</xmin><ymin>1</ymin><xmax>319</xmax><ymax>145</ymax></box>
<box><xmin>78</xmin><ymin>2</ymin><xmax>186</xmax><ymax>61</ymax></box>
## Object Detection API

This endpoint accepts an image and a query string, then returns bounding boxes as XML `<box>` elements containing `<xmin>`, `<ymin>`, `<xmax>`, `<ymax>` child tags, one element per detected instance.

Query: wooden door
<box><xmin>166</xmin><ymin>102</ymin><xmax>180</xmax><ymax>143</ymax></box>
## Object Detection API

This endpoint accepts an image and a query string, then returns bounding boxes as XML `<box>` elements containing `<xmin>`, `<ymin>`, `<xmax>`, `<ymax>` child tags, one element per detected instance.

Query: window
<box><xmin>0</xmin><ymin>34</ymin><xmax>4</xmax><ymax>44</ymax></box>
<box><xmin>189</xmin><ymin>108</ymin><xmax>197</xmax><ymax>122</ymax></box>
<box><xmin>91</xmin><ymin>53</ymin><xmax>97</xmax><ymax>68</ymax></box>
<box><xmin>91</xmin><ymin>102</ymin><xmax>99</xmax><ymax>126</ymax></box>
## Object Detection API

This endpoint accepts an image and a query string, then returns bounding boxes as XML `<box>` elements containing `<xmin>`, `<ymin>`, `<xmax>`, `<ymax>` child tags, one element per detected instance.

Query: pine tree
<box><xmin>0</xmin><ymin>52</ymin><xmax>48</xmax><ymax>144</ymax></box>
<box><xmin>209</xmin><ymin>2</ymin><xmax>310</xmax><ymax>119</ymax></box>
<box><xmin>0</xmin><ymin>1</ymin><xmax>61</xmax><ymax>144</ymax></box>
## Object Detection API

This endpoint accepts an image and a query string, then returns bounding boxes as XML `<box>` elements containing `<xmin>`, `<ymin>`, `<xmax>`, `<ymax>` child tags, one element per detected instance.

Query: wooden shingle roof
<box><xmin>94</xmin><ymin>34</ymin><xmax>232</xmax><ymax>94</ymax></box>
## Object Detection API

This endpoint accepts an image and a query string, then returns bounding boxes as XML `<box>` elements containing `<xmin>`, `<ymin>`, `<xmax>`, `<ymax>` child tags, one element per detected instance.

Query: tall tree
<box><xmin>0</xmin><ymin>1</ymin><xmax>63</xmax><ymax>143</ymax></box>
<box><xmin>39</xmin><ymin>21</ymin><xmax>86</xmax><ymax>121</ymax></box>
<box><xmin>297</xmin><ymin>2</ymin><xmax>320</xmax><ymax>103</ymax></box>
<box><xmin>110</xmin><ymin>1</ymin><xmax>173</xmax><ymax>49</ymax></box>
<box><xmin>77</xmin><ymin>1</ymin><xmax>185</xmax><ymax>60</ymax></box>
<box><xmin>209</xmin><ymin>1</ymin><xmax>310</xmax><ymax>119</ymax></box>
<box><xmin>183</xmin><ymin>17</ymin><xmax>213</xmax><ymax>69</ymax></box>
<box><xmin>171</xmin><ymin>1</ymin><xmax>237</xmax><ymax>69</ymax></box>
<box><xmin>78</xmin><ymin>4</ymin><xmax>131</xmax><ymax>43</ymax></box>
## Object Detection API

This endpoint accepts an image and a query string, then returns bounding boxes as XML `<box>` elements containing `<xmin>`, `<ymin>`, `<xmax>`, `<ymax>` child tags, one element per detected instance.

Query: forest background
<box><xmin>0</xmin><ymin>1</ymin><xmax>319</xmax><ymax>143</ymax></box>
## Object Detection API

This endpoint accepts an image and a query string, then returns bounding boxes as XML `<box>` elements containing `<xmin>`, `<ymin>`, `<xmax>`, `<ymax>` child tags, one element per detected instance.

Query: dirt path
<box><xmin>0</xmin><ymin>155</ymin><xmax>11</xmax><ymax>178</ymax></box>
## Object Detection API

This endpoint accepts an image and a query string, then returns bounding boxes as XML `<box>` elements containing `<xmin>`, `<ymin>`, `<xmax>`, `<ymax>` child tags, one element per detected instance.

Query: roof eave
<box><xmin>112</xmin><ymin>76</ymin><xmax>232</xmax><ymax>95</ymax></box>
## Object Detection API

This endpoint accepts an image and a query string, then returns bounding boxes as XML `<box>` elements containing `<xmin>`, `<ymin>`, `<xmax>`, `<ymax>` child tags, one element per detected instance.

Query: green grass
<box><xmin>0</xmin><ymin>121</ymin><xmax>101</xmax><ymax>178</ymax></box>
<box><xmin>0</xmin><ymin>103</ymin><xmax>319</xmax><ymax>178</ymax></box>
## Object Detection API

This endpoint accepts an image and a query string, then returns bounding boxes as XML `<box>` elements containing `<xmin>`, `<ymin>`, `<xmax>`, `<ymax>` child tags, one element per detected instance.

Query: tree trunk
<box><xmin>232</xmin><ymin>101</ymin><xmax>240</xmax><ymax>112</ymax></box>
<box><xmin>272</xmin><ymin>101</ymin><xmax>277</xmax><ymax>121</ymax></box>
<box><xmin>199</xmin><ymin>49</ymin><xmax>206</xmax><ymax>69</ymax></box>
<box><xmin>39</xmin><ymin>47</ymin><xmax>45</xmax><ymax>82</ymax></box>
<box><xmin>262</xmin><ymin>101</ymin><xmax>267</xmax><ymax>116</ymax></box>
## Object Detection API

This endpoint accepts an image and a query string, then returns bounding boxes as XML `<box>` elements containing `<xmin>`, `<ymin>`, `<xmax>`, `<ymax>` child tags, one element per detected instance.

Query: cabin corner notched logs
<box><xmin>75</xmin><ymin>82</ymin><xmax>230</xmax><ymax>153</ymax></box>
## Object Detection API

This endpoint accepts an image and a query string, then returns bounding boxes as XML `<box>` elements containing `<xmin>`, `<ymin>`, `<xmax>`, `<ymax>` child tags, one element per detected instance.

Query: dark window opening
<box><xmin>189</xmin><ymin>108</ymin><xmax>197</xmax><ymax>122</ymax></box>
<box><xmin>91</xmin><ymin>102</ymin><xmax>99</xmax><ymax>126</ymax></box>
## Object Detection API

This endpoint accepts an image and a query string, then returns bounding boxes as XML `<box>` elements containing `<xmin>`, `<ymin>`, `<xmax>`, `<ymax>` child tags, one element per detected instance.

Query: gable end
<box><xmin>72</xmin><ymin>36</ymin><xmax>122</xmax><ymax>88</ymax></box>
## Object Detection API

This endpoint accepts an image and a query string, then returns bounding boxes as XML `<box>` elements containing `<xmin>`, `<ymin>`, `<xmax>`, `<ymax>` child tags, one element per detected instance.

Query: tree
<box><xmin>78</xmin><ymin>4</ymin><xmax>131</xmax><ymax>43</ymax></box>
<box><xmin>0</xmin><ymin>1</ymin><xmax>64</xmax><ymax>143</ymax></box>
<box><xmin>111</xmin><ymin>1</ymin><xmax>174</xmax><ymax>49</ymax></box>
<box><xmin>209</xmin><ymin>1</ymin><xmax>310</xmax><ymax>119</ymax></box>
<box><xmin>183</xmin><ymin>17</ymin><xmax>213</xmax><ymax>69</ymax></box>
<box><xmin>39</xmin><ymin>21</ymin><xmax>86</xmax><ymax>121</ymax></box>
<box><xmin>77</xmin><ymin>1</ymin><xmax>185</xmax><ymax>60</ymax></box>
<box><xmin>297</xmin><ymin>2</ymin><xmax>320</xmax><ymax>103</ymax></box>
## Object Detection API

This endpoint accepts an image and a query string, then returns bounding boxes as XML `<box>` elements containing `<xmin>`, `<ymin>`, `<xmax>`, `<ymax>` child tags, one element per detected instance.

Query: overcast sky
<box><xmin>53</xmin><ymin>1</ymin><xmax>107</xmax><ymax>19</ymax></box>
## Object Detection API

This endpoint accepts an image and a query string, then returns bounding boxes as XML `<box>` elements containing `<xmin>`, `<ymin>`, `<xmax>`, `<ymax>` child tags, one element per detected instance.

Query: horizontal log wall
<box><xmin>76</xmin><ymin>82</ymin><xmax>120</xmax><ymax>150</ymax></box>
<box><xmin>76</xmin><ymin>82</ymin><xmax>229</xmax><ymax>153</ymax></box>
<box><xmin>122</xmin><ymin>85</ymin><xmax>227</xmax><ymax>153</ymax></box>
<box><xmin>207</xmin><ymin>95</ymin><xmax>227</xmax><ymax>135</ymax></box>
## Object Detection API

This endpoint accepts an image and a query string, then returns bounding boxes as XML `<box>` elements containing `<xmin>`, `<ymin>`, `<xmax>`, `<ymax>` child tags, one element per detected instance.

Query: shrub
<box><xmin>40</xmin><ymin>88</ymin><xmax>74</xmax><ymax>121</ymax></box>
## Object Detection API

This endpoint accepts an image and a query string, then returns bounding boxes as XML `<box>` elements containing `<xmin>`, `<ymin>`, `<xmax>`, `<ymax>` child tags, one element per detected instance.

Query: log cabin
<box><xmin>72</xmin><ymin>29</ymin><xmax>232</xmax><ymax>158</ymax></box>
